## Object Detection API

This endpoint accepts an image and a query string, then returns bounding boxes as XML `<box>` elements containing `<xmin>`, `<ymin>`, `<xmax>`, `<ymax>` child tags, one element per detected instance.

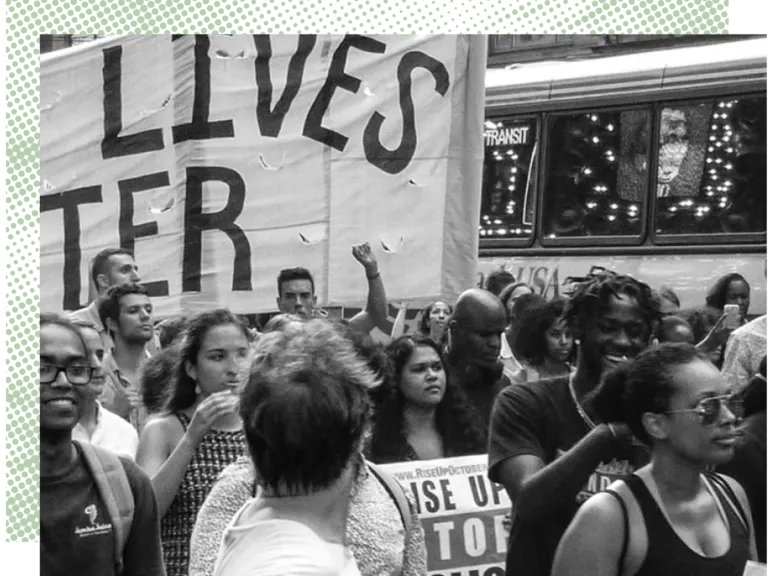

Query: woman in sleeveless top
<box><xmin>137</xmin><ymin>310</ymin><xmax>251</xmax><ymax>576</ymax></box>
<box><xmin>552</xmin><ymin>342</ymin><xmax>757</xmax><ymax>576</ymax></box>
<box><xmin>367</xmin><ymin>335</ymin><xmax>486</xmax><ymax>463</ymax></box>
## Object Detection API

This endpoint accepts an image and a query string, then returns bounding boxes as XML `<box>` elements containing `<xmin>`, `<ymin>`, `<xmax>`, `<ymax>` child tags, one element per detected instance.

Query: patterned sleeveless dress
<box><xmin>160</xmin><ymin>411</ymin><xmax>246</xmax><ymax>576</ymax></box>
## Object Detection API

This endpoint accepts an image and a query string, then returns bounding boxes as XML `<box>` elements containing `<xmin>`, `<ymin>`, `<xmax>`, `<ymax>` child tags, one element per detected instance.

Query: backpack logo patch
<box><xmin>75</xmin><ymin>503</ymin><xmax>112</xmax><ymax>538</ymax></box>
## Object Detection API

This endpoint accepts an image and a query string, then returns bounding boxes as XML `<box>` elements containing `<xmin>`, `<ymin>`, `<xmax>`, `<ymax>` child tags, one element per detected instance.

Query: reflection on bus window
<box><xmin>480</xmin><ymin>118</ymin><xmax>538</xmax><ymax>240</ymax></box>
<box><xmin>543</xmin><ymin>109</ymin><xmax>650</xmax><ymax>238</ymax></box>
<box><xmin>655</xmin><ymin>97</ymin><xmax>767</xmax><ymax>236</ymax></box>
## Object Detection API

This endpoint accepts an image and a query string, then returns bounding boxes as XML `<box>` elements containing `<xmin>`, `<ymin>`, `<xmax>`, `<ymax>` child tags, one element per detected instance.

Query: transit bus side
<box><xmin>477</xmin><ymin>38</ymin><xmax>767</xmax><ymax>316</ymax></box>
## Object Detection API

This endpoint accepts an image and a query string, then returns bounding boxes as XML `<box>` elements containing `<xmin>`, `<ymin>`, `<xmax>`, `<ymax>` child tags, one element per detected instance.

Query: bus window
<box><xmin>480</xmin><ymin>117</ymin><xmax>538</xmax><ymax>240</ymax></box>
<box><xmin>655</xmin><ymin>96</ymin><xmax>766</xmax><ymax>237</ymax></box>
<box><xmin>542</xmin><ymin>108</ymin><xmax>650</xmax><ymax>240</ymax></box>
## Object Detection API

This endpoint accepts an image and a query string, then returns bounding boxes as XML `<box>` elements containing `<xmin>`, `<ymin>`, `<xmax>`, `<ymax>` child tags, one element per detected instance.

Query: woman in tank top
<box><xmin>551</xmin><ymin>342</ymin><xmax>757</xmax><ymax>576</ymax></box>
<box><xmin>136</xmin><ymin>309</ymin><xmax>251</xmax><ymax>576</ymax></box>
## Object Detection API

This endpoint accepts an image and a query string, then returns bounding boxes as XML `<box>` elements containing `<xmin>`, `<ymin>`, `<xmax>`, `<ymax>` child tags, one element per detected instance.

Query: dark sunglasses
<box><xmin>662</xmin><ymin>394</ymin><xmax>744</xmax><ymax>426</ymax></box>
<box><xmin>40</xmin><ymin>362</ymin><xmax>93</xmax><ymax>386</ymax></box>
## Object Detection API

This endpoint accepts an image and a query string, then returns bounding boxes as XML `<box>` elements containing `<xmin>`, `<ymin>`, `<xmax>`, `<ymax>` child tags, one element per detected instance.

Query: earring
<box><xmin>194</xmin><ymin>383</ymin><xmax>202</xmax><ymax>395</ymax></box>
<box><xmin>574</xmin><ymin>338</ymin><xmax>581</xmax><ymax>346</ymax></box>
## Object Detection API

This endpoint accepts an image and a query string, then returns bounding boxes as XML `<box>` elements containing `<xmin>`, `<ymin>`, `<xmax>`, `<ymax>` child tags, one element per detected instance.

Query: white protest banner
<box><xmin>40</xmin><ymin>34</ymin><xmax>487</xmax><ymax>316</ymax></box>
<box><xmin>382</xmin><ymin>455</ymin><xmax>511</xmax><ymax>576</ymax></box>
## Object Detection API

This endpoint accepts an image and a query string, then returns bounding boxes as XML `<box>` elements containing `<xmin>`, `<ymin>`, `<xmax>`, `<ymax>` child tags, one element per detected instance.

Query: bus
<box><xmin>478</xmin><ymin>37</ymin><xmax>767</xmax><ymax>316</ymax></box>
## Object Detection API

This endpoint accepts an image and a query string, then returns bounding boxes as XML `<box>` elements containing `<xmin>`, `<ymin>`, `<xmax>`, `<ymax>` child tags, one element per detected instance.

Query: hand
<box><xmin>352</xmin><ymin>242</ymin><xmax>379</xmax><ymax>277</ymax></box>
<box><xmin>124</xmin><ymin>387</ymin><xmax>143</xmax><ymax>410</ymax></box>
<box><xmin>186</xmin><ymin>391</ymin><xmax>239</xmax><ymax>445</ymax></box>
<box><xmin>698</xmin><ymin>313</ymin><xmax>733</xmax><ymax>352</ymax></box>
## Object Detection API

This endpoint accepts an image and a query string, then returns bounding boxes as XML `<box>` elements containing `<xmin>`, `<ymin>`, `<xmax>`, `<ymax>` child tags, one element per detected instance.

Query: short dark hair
<box><xmin>97</xmin><ymin>283</ymin><xmax>149</xmax><ymax>330</ymax></box>
<box><xmin>240</xmin><ymin>320</ymin><xmax>377</xmax><ymax>495</ymax></box>
<box><xmin>512</xmin><ymin>298</ymin><xmax>569</xmax><ymax>366</ymax></box>
<box><xmin>657</xmin><ymin>315</ymin><xmax>694</xmax><ymax>344</ymax></box>
<box><xmin>499</xmin><ymin>282</ymin><xmax>535</xmax><ymax>312</ymax></box>
<box><xmin>587</xmin><ymin>342</ymin><xmax>709</xmax><ymax>445</ymax></box>
<box><xmin>657</xmin><ymin>286</ymin><xmax>681</xmax><ymax>308</ymax></box>
<box><xmin>276</xmin><ymin>267</ymin><xmax>315</xmax><ymax>296</ymax></box>
<box><xmin>91</xmin><ymin>248</ymin><xmax>134</xmax><ymax>288</ymax></box>
<box><xmin>508</xmin><ymin>292</ymin><xmax>546</xmax><ymax>325</ymax></box>
<box><xmin>40</xmin><ymin>313</ymin><xmax>89</xmax><ymax>356</ymax></box>
<box><xmin>419</xmin><ymin>300</ymin><xmax>454</xmax><ymax>335</ymax></box>
<box><xmin>140</xmin><ymin>347</ymin><xmax>179</xmax><ymax>414</ymax></box>
<box><xmin>705</xmin><ymin>273</ymin><xmax>749</xmax><ymax>311</ymax></box>
<box><xmin>485</xmin><ymin>269</ymin><xmax>516</xmax><ymax>296</ymax></box>
<box><xmin>563</xmin><ymin>266</ymin><xmax>660</xmax><ymax>340</ymax></box>
<box><xmin>165</xmin><ymin>309</ymin><xmax>250</xmax><ymax>413</ymax></box>
<box><xmin>155</xmin><ymin>316</ymin><xmax>189</xmax><ymax>349</ymax></box>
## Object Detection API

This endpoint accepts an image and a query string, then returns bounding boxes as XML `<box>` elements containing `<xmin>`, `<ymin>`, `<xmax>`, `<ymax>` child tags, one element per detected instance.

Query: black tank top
<box><xmin>625</xmin><ymin>474</ymin><xmax>751</xmax><ymax>576</ymax></box>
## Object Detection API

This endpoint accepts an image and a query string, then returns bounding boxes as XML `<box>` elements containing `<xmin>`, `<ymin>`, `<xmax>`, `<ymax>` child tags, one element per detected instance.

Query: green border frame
<box><xmin>6</xmin><ymin>0</ymin><xmax>729</xmax><ymax>543</ymax></box>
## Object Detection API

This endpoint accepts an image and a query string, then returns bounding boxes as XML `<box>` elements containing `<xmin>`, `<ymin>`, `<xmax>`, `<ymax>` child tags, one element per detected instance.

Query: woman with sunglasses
<box><xmin>551</xmin><ymin>342</ymin><xmax>757</xmax><ymax>576</ymax></box>
<box><xmin>718</xmin><ymin>356</ymin><xmax>768</xmax><ymax>563</ymax></box>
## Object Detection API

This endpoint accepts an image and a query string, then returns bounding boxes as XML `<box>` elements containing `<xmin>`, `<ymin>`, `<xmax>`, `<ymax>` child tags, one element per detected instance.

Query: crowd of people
<box><xmin>40</xmin><ymin>245</ymin><xmax>766</xmax><ymax>576</ymax></box>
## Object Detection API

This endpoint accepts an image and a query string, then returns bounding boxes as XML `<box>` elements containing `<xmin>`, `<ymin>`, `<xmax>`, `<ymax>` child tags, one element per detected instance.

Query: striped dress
<box><xmin>161</xmin><ymin>412</ymin><xmax>246</xmax><ymax>576</ymax></box>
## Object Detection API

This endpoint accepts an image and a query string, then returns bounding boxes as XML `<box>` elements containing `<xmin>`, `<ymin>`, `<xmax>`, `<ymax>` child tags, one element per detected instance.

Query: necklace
<box><xmin>569</xmin><ymin>372</ymin><xmax>597</xmax><ymax>430</ymax></box>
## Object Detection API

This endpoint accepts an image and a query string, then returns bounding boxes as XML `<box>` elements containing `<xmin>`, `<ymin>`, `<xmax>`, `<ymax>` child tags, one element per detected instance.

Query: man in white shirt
<box><xmin>722</xmin><ymin>314</ymin><xmax>767</xmax><ymax>393</ymax></box>
<box><xmin>71</xmin><ymin>321</ymin><xmax>139</xmax><ymax>459</ymax></box>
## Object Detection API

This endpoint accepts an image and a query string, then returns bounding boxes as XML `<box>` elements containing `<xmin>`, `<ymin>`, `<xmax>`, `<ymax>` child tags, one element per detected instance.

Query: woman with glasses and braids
<box><xmin>718</xmin><ymin>356</ymin><xmax>768</xmax><ymax>563</ymax></box>
<box><xmin>552</xmin><ymin>342</ymin><xmax>757</xmax><ymax>576</ymax></box>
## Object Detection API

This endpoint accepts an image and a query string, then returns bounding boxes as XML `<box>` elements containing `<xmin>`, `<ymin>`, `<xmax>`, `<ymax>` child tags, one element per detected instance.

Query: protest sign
<box><xmin>382</xmin><ymin>455</ymin><xmax>511</xmax><ymax>576</ymax></box>
<box><xmin>40</xmin><ymin>34</ymin><xmax>487</xmax><ymax>316</ymax></box>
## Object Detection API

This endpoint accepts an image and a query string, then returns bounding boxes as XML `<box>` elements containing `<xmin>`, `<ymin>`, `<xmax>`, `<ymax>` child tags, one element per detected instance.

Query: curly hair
<box><xmin>511</xmin><ymin>298</ymin><xmax>571</xmax><ymax>366</ymax></box>
<box><xmin>705</xmin><ymin>273</ymin><xmax>749</xmax><ymax>311</ymax></box>
<box><xmin>368</xmin><ymin>335</ymin><xmax>487</xmax><ymax>464</ymax></box>
<box><xmin>563</xmin><ymin>266</ymin><xmax>660</xmax><ymax>340</ymax></box>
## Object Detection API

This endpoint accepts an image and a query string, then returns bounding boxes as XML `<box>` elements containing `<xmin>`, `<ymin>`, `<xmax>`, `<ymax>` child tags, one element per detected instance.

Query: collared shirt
<box><xmin>72</xmin><ymin>401</ymin><xmax>139</xmax><ymax>460</ymax></box>
<box><xmin>99</xmin><ymin>350</ymin><xmax>152</xmax><ymax>432</ymax></box>
<box><xmin>722</xmin><ymin>315</ymin><xmax>767</xmax><ymax>392</ymax></box>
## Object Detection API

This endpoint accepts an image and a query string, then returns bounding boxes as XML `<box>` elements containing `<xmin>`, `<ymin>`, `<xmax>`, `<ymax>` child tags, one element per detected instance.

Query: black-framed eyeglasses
<box><xmin>662</xmin><ymin>394</ymin><xmax>744</xmax><ymax>426</ymax></box>
<box><xmin>40</xmin><ymin>362</ymin><xmax>93</xmax><ymax>386</ymax></box>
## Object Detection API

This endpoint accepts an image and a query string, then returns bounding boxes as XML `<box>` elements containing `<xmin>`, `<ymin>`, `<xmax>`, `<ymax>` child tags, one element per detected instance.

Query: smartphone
<box><xmin>723</xmin><ymin>304</ymin><xmax>741</xmax><ymax>329</ymax></box>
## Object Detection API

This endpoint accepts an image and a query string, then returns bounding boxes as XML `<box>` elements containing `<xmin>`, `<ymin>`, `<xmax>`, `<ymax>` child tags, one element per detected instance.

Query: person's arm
<box><xmin>400</xmin><ymin>483</ymin><xmax>428</xmax><ymax>576</ymax></box>
<box><xmin>121</xmin><ymin>460</ymin><xmax>167</xmax><ymax>576</ymax></box>
<box><xmin>488</xmin><ymin>385</ymin><xmax>625</xmax><ymax>522</ymax></box>
<box><xmin>495</xmin><ymin>425</ymin><xmax>619</xmax><ymax>521</ymax></box>
<box><xmin>696</xmin><ymin>313</ymin><xmax>733</xmax><ymax>355</ymax></box>
<box><xmin>551</xmin><ymin>492</ymin><xmax>626</xmax><ymax>576</ymax></box>
<box><xmin>189</xmin><ymin>462</ymin><xmax>255</xmax><ymax>576</ymax></box>
<box><xmin>348</xmin><ymin>242</ymin><xmax>388</xmax><ymax>334</ymax></box>
<box><xmin>137</xmin><ymin>391</ymin><xmax>239</xmax><ymax>518</ymax></box>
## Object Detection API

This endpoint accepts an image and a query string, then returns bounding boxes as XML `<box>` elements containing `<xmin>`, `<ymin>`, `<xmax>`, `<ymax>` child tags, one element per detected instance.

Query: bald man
<box><xmin>445</xmin><ymin>289</ymin><xmax>510</xmax><ymax>427</ymax></box>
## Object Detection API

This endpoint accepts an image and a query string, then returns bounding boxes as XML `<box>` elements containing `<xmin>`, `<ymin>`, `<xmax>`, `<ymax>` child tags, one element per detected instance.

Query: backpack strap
<box><xmin>76</xmin><ymin>441</ymin><xmax>135</xmax><ymax>576</ymax></box>
<box><xmin>604</xmin><ymin>489</ymin><xmax>629</xmax><ymax>576</ymax></box>
<box><xmin>367</xmin><ymin>461</ymin><xmax>412</xmax><ymax>537</ymax></box>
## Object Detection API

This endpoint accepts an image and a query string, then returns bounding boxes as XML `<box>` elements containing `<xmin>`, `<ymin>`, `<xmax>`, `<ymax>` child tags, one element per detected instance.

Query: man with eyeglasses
<box><xmin>40</xmin><ymin>313</ymin><xmax>165</xmax><ymax>576</ymax></box>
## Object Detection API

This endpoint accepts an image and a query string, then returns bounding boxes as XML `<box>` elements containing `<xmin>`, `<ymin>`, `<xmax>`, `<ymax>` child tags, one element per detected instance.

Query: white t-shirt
<box><xmin>213</xmin><ymin>500</ymin><xmax>361</xmax><ymax>576</ymax></box>
<box><xmin>72</xmin><ymin>401</ymin><xmax>139</xmax><ymax>460</ymax></box>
